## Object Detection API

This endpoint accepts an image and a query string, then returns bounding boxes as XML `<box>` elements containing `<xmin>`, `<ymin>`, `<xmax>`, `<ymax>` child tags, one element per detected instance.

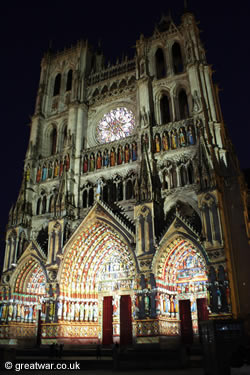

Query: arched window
<box><xmin>172</xmin><ymin>168</ymin><xmax>177</xmax><ymax>188</ymax></box>
<box><xmin>160</xmin><ymin>95</ymin><xmax>171</xmax><ymax>124</ymax></box>
<box><xmin>53</xmin><ymin>74</ymin><xmax>61</xmax><ymax>96</ymax></box>
<box><xmin>155</xmin><ymin>48</ymin><xmax>166</xmax><ymax>79</ymax></box>
<box><xmin>118</xmin><ymin>182</ymin><xmax>123</xmax><ymax>201</ymax></box>
<box><xmin>178</xmin><ymin>89</ymin><xmax>189</xmax><ymax>120</ymax></box>
<box><xmin>204</xmin><ymin>204</ymin><xmax>212</xmax><ymax>243</ymax></box>
<box><xmin>211</xmin><ymin>204</ymin><xmax>221</xmax><ymax>243</ymax></box>
<box><xmin>42</xmin><ymin>196</ymin><xmax>47</xmax><ymax>214</ymax></box>
<box><xmin>49</xmin><ymin>196</ymin><xmax>54</xmax><ymax>213</ymax></box>
<box><xmin>66</xmin><ymin>70</ymin><xmax>73</xmax><ymax>91</ymax></box>
<box><xmin>109</xmin><ymin>183</ymin><xmax>116</xmax><ymax>203</ymax></box>
<box><xmin>187</xmin><ymin>163</ymin><xmax>194</xmax><ymax>184</ymax></box>
<box><xmin>172</xmin><ymin>42</ymin><xmax>183</xmax><ymax>74</ymax></box>
<box><xmin>126</xmin><ymin>180</ymin><xmax>133</xmax><ymax>200</ymax></box>
<box><xmin>82</xmin><ymin>190</ymin><xmax>88</xmax><ymax>208</ymax></box>
<box><xmin>88</xmin><ymin>188</ymin><xmax>94</xmax><ymax>206</ymax></box>
<box><xmin>36</xmin><ymin>198</ymin><xmax>41</xmax><ymax>215</ymax></box>
<box><xmin>180</xmin><ymin>166</ymin><xmax>187</xmax><ymax>186</ymax></box>
<box><xmin>63</xmin><ymin>126</ymin><xmax>67</xmax><ymax>148</ymax></box>
<box><xmin>50</xmin><ymin>127</ymin><xmax>57</xmax><ymax>155</ymax></box>
<box><xmin>103</xmin><ymin>185</ymin><xmax>108</xmax><ymax>202</ymax></box>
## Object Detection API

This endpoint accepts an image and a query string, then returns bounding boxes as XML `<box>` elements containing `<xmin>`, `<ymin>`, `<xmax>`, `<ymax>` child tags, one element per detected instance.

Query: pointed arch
<box><xmin>172</xmin><ymin>42</ymin><xmax>183</xmax><ymax>74</ymax></box>
<box><xmin>59</xmin><ymin>220</ymin><xmax>137</xmax><ymax>302</ymax></box>
<box><xmin>53</xmin><ymin>73</ymin><xmax>61</xmax><ymax>96</ymax></box>
<box><xmin>178</xmin><ymin>89</ymin><xmax>189</xmax><ymax>120</ymax></box>
<box><xmin>66</xmin><ymin>69</ymin><xmax>73</xmax><ymax>91</ymax></box>
<box><xmin>160</xmin><ymin>94</ymin><xmax>172</xmax><ymax>124</ymax></box>
<box><xmin>36</xmin><ymin>198</ymin><xmax>41</xmax><ymax>215</ymax></box>
<box><xmin>49</xmin><ymin>126</ymin><xmax>57</xmax><ymax>155</ymax></box>
<box><xmin>153</xmin><ymin>235</ymin><xmax>209</xmax><ymax>294</ymax></box>
<box><xmin>12</xmin><ymin>257</ymin><xmax>47</xmax><ymax>296</ymax></box>
<box><xmin>82</xmin><ymin>190</ymin><xmax>88</xmax><ymax>208</ymax></box>
<box><xmin>155</xmin><ymin>48</ymin><xmax>166</xmax><ymax>79</ymax></box>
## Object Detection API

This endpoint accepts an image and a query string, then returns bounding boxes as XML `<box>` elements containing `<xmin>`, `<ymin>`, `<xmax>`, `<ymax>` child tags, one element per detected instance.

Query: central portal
<box><xmin>102</xmin><ymin>295</ymin><xmax>132</xmax><ymax>345</ymax></box>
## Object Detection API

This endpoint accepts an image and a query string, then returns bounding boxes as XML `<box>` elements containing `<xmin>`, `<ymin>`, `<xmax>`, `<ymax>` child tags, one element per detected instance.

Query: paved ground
<box><xmin>1</xmin><ymin>345</ymin><xmax>250</xmax><ymax>375</ymax></box>
<box><xmin>1</xmin><ymin>359</ymin><xmax>250</xmax><ymax>375</ymax></box>
<box><xmin>2</xmin><ymin>367</ymin><xmax>250</xmax><ymax>375</ymax></box>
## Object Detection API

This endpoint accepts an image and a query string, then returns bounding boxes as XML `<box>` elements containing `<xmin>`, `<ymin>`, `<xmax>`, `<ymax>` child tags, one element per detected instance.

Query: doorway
<box><xmin>102</xmin><ymin>296</ymin><xmax>113</xmax><ymax>345</ymax></box>
<box><xmin>197</xmin><ymin>297</ymin><xmax>208</xmax><ymax>339</ymax></box>
<box><xmin>179</xmin><ymin>299</ymin><xmax>193</xmax><ymax>345</ymax></box>
<box><xmin>120</xmin><ymin>295</ymin><xmax>132</xmax><ymax>346</ymax></box>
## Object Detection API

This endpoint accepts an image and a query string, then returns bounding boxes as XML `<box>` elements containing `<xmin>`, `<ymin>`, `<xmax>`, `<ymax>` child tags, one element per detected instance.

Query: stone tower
<box><xmin>0</xmin><ymin>9</ymin><xmax>249</xmax><ymax>346</ymax></box>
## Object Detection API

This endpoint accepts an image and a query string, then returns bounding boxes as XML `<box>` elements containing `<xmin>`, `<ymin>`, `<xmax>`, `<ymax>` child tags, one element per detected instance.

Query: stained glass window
<box><xmin>96</xmin><ymin>107</ymin><xmax>135</xmax><ymax>144</ymax></box>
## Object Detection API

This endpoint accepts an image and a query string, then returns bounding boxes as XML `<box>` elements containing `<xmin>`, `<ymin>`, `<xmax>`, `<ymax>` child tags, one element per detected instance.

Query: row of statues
<box><xmin>83</xmin><ymin>142</ymin><xmax>137</xmax><ymax>173</ymax></box>
<box><xmin>159</xmin><ymin>294</ymin><xmax>179</xmax><ymax>316</ymax></box>
<box><xmin>34</xmin><ymin>154</ymin><xmax>70</xmax><ymax>183</ymax></box>
<box><xmin>56</xmin><ymin>300</ymin><xmax>98</xmax><ymax>322</ymax></box>
<box><xmin>0</xmin><ymin>302</ymin><xmax>38</xmax><ymax>322</ymax></box>
<box><xmin>154</xmin><ymin>126</ymin><xmax>195</xmax><ymax>153</ymax></box>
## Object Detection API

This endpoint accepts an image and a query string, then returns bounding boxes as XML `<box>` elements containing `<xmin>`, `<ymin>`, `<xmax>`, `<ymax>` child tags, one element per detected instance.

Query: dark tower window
<box><xmin>36</xmin><ymin>198</ymin><xmax>41</xmax><ymax>215</ymax></box>
<box><xmin>103</xmin><ymin>185</ymin><xmax>108</xmax><ymax>203</ymax></box>
<box><xmin>172</xmin><ymin>42</ymin><xmax>183</xmax><ymax>74</ymax></box>
<box><xmin>88</xmin><ymin>188</ymin><xmax>94</xmax><ymax>206</ymax></box>
<box><xmin>155</xmin><ymin>48</ymin><xmax>166</xmax><ymax>79</ymax></box>
<box><xmin>118</xmin><ymin>182</ymin><xmax>123</xmax><ymax>201</ymax></box>
<box><xmin>160</xmin><ymin>95</ymin><xmax>171</xmax><ymax>124</ymax></box>
<box><xmin>178</xmin><ymin>89</ymin><xmax>189</xmax><ymax>120</ymax></box>
<box><xmin>63</xmin><ymin>126</ymin><xmax>67</xmax><ymax>148</ymax></box>
<box><xmin>49</xmin><ymin>196</ymin><xmax>54</xmax><ymax>213</ymax></box>
<box><xmin>53</xmin><ymin>74</ymin><xmax>61</xmax><ymax>96</ymax></box>
<box><xmin>126</xmin><ymin>180</ymin><xmax>133</xmax><ymax>200</ymax></box>
<box><xmin>42</xmin><ymin>196</ymin><xmax>47</xmax><ymax>214</ymax></box>
<box><xmin>51</xmin><ymin>128</ymin><xmax>57</xmax><ymax>155</ymax></box>
<box><xmin>66</xmin><ymin>70</ymin><xmax>73</xmax><ymax>91</ymax></box>
<box><xmin>82</xmin><ymin>190</ymin><xmax>87</xmax><ymax>208</ymax></box>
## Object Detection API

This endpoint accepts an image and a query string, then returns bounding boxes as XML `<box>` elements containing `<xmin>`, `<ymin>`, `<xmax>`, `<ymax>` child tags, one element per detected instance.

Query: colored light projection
<box><xmin>1</xmin><ymin>259</ymin><xmax>47</xmax><ymax>322</ymax></box>
<box><xmin>96</xmin><ymin>107</ymin><xmax>135</xmax><ymax>144</ymax></box>
<box><xmin>166</xmin><ymin>246</ymin><xmax>207</xmax><ymax>296</ymax></box>
<box><xmin>59</xmin><ymin>221</ymin><xmax>136</xmax><ymax>321</ymax></box>
<box><xmin>156</xmin><ymin>238</ymin><xmax>208</xmax><ymax>321</ymax></box>
<box><xmin>14</xmin><ymin>259</ymin><xmax>46</xmax><ymax>296</ymax></box>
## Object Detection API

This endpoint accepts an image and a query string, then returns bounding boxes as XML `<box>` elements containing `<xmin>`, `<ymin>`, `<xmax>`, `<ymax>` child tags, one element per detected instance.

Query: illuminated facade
<box><xmin>1</xmin><ymin>10</ymin><xmax>250</xmax><ymax>346</ymax></box>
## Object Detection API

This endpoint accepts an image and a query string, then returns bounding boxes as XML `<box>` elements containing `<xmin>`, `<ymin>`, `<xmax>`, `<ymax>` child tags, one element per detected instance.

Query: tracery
<box><xmin>96</xmin><ymin>107</ymin><xmax>135</xmax><ymax>144</ymax></box>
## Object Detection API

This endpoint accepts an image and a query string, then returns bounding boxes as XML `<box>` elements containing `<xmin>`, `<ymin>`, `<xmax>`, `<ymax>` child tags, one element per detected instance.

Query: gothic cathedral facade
<box><xmin>1</xmin><ymin>10</ymin><xmax>250</xmax><ymax>346</ymax></box>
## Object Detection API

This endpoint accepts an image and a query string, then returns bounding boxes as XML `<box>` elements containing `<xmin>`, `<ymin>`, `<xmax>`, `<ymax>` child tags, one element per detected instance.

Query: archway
<box><xmin>9</xmin><ymin>258</ymin><xmax>47</xmax><ymax>323</ymax></box>
<box><xmin>155</xmin><ymin>237</ymin><xmax>208</xmax><ymax>342</ymax></box>
<box><xmin>59</xmin><ymin>220</ymin><xmax>136</xmax><ymax>344</ymax></box>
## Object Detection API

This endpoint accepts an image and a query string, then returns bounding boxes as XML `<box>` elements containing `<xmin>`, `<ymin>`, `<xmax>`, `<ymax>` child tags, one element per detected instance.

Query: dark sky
<box><xmin>0</xmin><ymin>0</ymin><xmax>250</xmax><ymax>270</ymax></box>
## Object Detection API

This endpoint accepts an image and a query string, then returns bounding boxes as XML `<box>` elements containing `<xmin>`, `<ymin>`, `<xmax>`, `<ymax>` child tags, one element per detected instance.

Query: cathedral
<box><xmin>0</xmin><ymin>8</ymin><xmax>250</xmax><ymax>347</ymax></box>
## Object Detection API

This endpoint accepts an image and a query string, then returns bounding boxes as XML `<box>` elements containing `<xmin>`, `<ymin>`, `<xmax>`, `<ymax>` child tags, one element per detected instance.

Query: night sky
<box><xmin>0</xmin><ymin>0</ymin><xmax>250</xmax><ymax>271</ymax></box>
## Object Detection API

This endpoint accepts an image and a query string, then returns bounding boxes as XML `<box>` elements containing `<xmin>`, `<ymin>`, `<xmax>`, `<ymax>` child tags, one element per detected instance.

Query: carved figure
<box><xmin>36</xmin><ymin>165</ymin><xmax>42</xmax><ymax>183</ymax></box>
<box><xmin>162</xmin><ymin>132</ymin><xmax>169</xmax><ymax>151</ymax></box>
<box><xmin>110</xmin><ymin>148</ymin><xmax>116</xmax><ymax>166</ymax></box>
<box><xmin>96</xmin><ymin>151</ymin><xmax>102</xmax><ymax>169</ymax></box>
<box><xmin>187</xmin><ymin>126</ymin><xmax>195</xmax><ymax>145</ymax></box>
<box><xmin>155</xmin><ymin>134</ymin><xmax>161</xmax><ymax>152</ymax></box>
<box><xmin>132</xmin><ymin>142</ymin><xmax>137</xmax><ymax>161</ymax></box>
<box><xmin>83</xmin><ymin>155</ymin><xmax>88</xmax><ymax>173</ymax></box>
